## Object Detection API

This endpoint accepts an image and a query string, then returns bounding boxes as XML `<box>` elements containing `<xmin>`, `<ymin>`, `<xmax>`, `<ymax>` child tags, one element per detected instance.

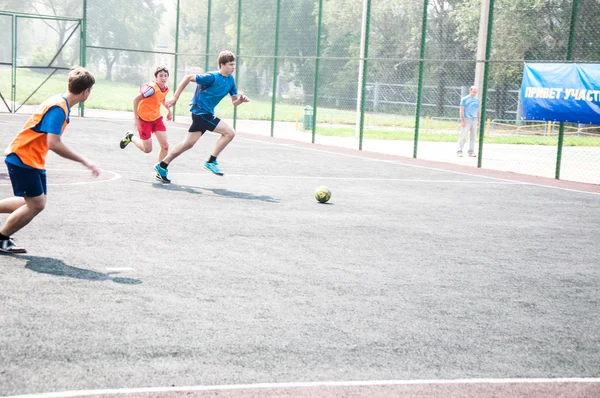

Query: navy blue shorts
<box><xmin>189</xmin><ymin>113</ymin><xmax>221</xmax><ymax>134</ymax></box>
<box><xmin>5</xmin><ymin>160</ymin><xmax>47</xmax><ymax>197</ymax></box>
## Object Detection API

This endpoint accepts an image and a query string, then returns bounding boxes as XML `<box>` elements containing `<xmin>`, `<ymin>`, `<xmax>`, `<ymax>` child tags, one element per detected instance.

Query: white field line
<box><xmin>0</xmin><ymin>168</ymin><xmax>121</xmax><ymax>186</ymax></box>
<box><xmin>234</xmin><ymin>135</ymin><xmax>600</xmax><ymax>196</ymax></box>
<box><xmin>114</xmin><ymin>169</ymin><xmax>521</xmax><ymax>184</ymax></box>
<box><xmin>7</xmin><ymin>377</ymin><xmax>600</xmax><ymax>398</ymax></box>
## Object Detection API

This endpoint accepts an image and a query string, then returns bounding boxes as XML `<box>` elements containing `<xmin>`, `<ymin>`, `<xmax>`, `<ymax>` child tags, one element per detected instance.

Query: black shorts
<box><xmin>189</xmin><ymin>113</ymin><xmax>221</xmax><ymax>134</ymax></box>
<box><xmin>5</xmin><ymin>160</ymin><xmax>47</xmax><ymax>197</ymax></box>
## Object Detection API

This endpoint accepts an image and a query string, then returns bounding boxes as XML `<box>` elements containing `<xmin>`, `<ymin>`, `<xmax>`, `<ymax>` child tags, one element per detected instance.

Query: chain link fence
<box><xmin>1</xmin><ymin>0</ymin><xmax>599</xmax><ymax>184</ymax></box>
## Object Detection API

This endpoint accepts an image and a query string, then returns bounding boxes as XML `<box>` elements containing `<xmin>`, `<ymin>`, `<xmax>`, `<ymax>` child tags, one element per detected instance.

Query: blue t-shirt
<box><xmin>190</xmin><ymin>72</ymin><xmax>238</xmax><ymax>115</ymax></box>
<box><xmin>5</xmin><ymin>100</ymin><xmax>68</xmax><ymax>169</ymax></box>
<box><xmin>460</xmin><ymin>95</ymin><xmax>480</xmax><ymax>119</ymax></box>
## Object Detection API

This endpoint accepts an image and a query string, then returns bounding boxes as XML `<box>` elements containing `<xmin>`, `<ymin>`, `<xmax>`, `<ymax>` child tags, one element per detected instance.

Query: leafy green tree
<box><xmin>572</xmin><ymin>0</ymin><xmax>600</xmax><ymax>61</ymax></box>
<box><xmin>0</xmin><ymin>0</ymin><xmax>82</xmax><ymax>67</ymax></box>
<box><xmin>86</xmin><ymin>0</ymin><xmax>164</xmax><ymax>81</ymax></box>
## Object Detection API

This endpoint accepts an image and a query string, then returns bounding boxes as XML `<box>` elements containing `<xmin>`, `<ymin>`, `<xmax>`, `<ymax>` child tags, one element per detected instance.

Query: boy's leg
<box><xmin>122</xmin><ymin>120</ymin><xmax>153</xmax><ymax>153</ymax></box>
<box><xmin>0</xmin><ymin>197</ymin><xmax>26</xmax><ymax>213</ymax></box>
<box><xmin>210</xmin><ymin>120</ymin><xmax>235</xmax><ymax>158</ymax></box>
<box><xmin>0</xmin><ymin>162</ymin><xmax>47</xmax><ymax>253</ymax></box>
<box><xmin>160</xmin><ymin>132</ymin><xmax>203</xmax><ymax>165</ymax></box>
<box><xmin>133</xmin><ymin>123</ymin><xmax>153</xmax><ymax>153</ymax></box>
<box><xmin>203</xmin><ymin>120</ymin><xmax>235</xmax><ymax>176</ymax></box>
<box><xmin>135</xmin><ymin>136</ymin><xmax>153</xmax><ymax>154</ymax></box>
<box><xmin>0</xmin><ymin>195</ymin><xmax>46</xmax><ymax>237</ymax></box>
<box><xmin>468</xmin><ymin>120</ymin><xmax>477</xmax><ymax>156</ymax></box>
<box><xmin>154</xmin><ymin>114</ymin><xmax>207</xmax><ymax>182</ymax></box>
<box><xmin>457</xmin><ymin>126</ymin><xmax>467</xmax><ymax>156</ymax></box>
<box><xmin>120</xmin><ymin>131</ymin><xmax>149</xmax><ymax>152</ymax></box>
<box><xmin>154</xmin><ymin>130</ymin><xmax>169</xmax><ymax>162</ymax></box>
<box><xmin>154</xmin><ymin>132</ymin><xmax>202</xmax><ymax>183</ymax></box>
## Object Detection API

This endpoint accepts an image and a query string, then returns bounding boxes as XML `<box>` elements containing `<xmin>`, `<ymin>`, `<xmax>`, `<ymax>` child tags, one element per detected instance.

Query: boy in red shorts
<box><xmin>120</xmin><ymin>66</ymin><xmax>172</xmax><ymax>172</ymax></box>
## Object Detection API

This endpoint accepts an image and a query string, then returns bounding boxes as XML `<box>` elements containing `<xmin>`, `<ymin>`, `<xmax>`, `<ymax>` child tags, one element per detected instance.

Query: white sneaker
<box><xmin>0</xmin><ymin>238</ymin><xmax>27</xmax><ymax>253</ymax></box>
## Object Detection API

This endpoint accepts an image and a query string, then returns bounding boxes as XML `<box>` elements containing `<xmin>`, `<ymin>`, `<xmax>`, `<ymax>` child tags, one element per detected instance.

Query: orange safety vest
<box><xmin>137</xmin><ymin>82</ymin><xmax>169</xmax><ymax>122</ymax></box>
<box><xmin>5</xmin><ymin>95</ymin><xmax>69</xmax><ymax>170</ymax></box>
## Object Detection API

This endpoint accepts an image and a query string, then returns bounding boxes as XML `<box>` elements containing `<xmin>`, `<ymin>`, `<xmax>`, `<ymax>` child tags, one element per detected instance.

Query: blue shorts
<box><xmin>189</xmin><ymin>113</ymin><xmax>221</xmax><ymax>134</ymax></box>
<box><xmin>5</xmin><ymin>160</ymin><xmax>47</xmax><ymax>197</ymax></box>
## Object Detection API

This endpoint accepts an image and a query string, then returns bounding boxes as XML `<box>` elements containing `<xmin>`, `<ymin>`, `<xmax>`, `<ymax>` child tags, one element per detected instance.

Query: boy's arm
<box><xmin>47</xmin><ymin>134</ymin><xmax>99</xmax><ymax>176</ymax></box>
<box><xmin>133</xmin><ymin>93</ymin><xmax>143</xmax><ymax>129</ymax></box>
<box><xmin>459</xmin><ymin>105</ymin><xmax>465</xmax><ymax>126</ymax></box>
<box><xmin>166</xmin><ymin>74</ymin><xmax>196</xmax><ymax>107</ymax></box>
<box><xmin>162</xmin><ymin>99</ymin><xmax>172</xmax><ymax>121</ymax></box>
<box><xmin>232</xmin><ymin>93</ymin><xmax>249</xmax><ymax>106</ymax></box>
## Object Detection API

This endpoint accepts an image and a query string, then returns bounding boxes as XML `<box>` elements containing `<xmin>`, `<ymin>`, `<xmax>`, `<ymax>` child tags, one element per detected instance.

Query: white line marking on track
<box><xmin>237</xmin><ymin>136</ymin><xmax>600</xmax><ymax>196</ymax></box>
<box><xmin>115</xmin><ymin>170</ymin><xmax>521</xmax><ymax>184</ymax></box>
<box><xmin>0</xmin><ymin>168</ymin><xmax>121</xmax><ymax>187</ymax></box>
<box><xmin>7</xmin><ymin>378</ymin><xmax>600</xmax><ymax>398</ymax></box>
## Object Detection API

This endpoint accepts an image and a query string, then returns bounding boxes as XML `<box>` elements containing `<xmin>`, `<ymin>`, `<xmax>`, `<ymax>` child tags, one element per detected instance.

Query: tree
<box><xmin>86</xmin><ymin>0</ymin><xmax>164</xmax><ymax>81</ymax></box>
<box><xmin>0</xmin><ymin>0</ymin><xmax>82</xmax><ymax>67</ymax></box>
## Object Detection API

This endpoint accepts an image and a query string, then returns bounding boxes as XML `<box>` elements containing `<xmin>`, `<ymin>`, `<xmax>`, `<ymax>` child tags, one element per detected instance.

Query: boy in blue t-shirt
<box><xmin>154</xmin><ymin>51</ymin><xmax>249</xmax><ymax>182</ymax></box>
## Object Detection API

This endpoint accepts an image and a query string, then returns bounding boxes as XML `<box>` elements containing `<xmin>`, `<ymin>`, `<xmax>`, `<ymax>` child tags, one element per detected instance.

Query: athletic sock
<box><xmin>159</xmin><ymin>162</ymin><xmax>169</xmax><ymax>169</ymax></box>
<box><xmin>0</xmin><ymin>233</ymin><xmax>9</xmax><ymax>240</ymax></box>
<box><xmin>208</xmin><ymin>155</ymin><xmax>217</xmax><ymax>163</ymax></box>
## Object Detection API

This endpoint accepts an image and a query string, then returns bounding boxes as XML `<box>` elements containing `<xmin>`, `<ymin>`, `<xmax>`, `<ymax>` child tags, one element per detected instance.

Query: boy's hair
<box><xmin>154</xmin><ymin>66</ymin><xmax>169</xmax><ymax>77</ymax></box>
<box><xmin>218</xmin><ymin>51</ymin><xmax>236</xmax><ymax>67</ymax></box>
<box><xmin>68</xmin><ymin>67</ymin><xmax>95</xmax><ymax>95</ymax></box>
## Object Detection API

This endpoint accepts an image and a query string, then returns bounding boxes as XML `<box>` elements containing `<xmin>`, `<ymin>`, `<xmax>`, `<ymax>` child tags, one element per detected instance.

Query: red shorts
<box><xmin>138</xmin><ymin>117</ymin><xmax>166</xmax><ymax>140</ymax></box>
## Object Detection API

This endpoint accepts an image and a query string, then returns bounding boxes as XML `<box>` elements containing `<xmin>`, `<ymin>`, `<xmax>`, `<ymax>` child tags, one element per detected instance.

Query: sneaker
<box><xmin>0</xmin><ymin>238</ymin><xmax>27</xmax><ymax>254</ymax></box>
<box><xmin>468</xmin><ymin>153</ymin><xmax>477</xmax><ymax>157</ymax></box>
<box><xmin>204</xmin><ymin>161</ymin><xmax>224</xmax><ymax>176</ymax></box>
<box><xmin>120</xmin><ymin>131</ymin><xmax>134</xmax><ymax>149</ymax></box>
<box><xmin>154</xmin><ymin>164</ymin><xmax>171</xmax><ymax>183</ymax></box>
<box><xmin>457</xmin><ymin>152</ymin><xmax>463</xmax><ymax>157</ymax></box>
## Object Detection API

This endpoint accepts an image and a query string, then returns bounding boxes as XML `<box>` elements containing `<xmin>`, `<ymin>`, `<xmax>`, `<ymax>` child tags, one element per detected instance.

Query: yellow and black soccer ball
<box><xmin>314</xmin><ymin>186</ymin><xmax>331</xmax><ymax>203</ymax></box>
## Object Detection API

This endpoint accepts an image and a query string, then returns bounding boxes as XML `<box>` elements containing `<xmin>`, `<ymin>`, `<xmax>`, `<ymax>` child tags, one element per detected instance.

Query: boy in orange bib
<box><xmin>0</xmin><ymin>67</ymin><xmax>99</xmax><ymax>254</ymax></box>
<box><xmin>120</xmin><ymin>66</ymin><xmax>172</xmax><ymax>169</ymax></box>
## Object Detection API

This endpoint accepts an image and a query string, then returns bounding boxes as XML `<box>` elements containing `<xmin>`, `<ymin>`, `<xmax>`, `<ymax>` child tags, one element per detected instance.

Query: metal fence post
<box><xmin>172</xmin><ymin>0</ymin><xmax>181</xmax><ymax>122</ymax></box>
<box><xmin>233</xmin><ymin>0</ymin><xmax>242</xmax><ymax>130</ymax></box>
<box><xmin>80</xmin><ymin>0</ymin><xmax>87</xmax><ymax>117</ymax></box>
<box><xmin>357</xmin><ymin>0</ymin><xmax>372</xmax><ymax>150</ymax></box>
<box><xmin>270</xmin><ymin>0</ymin><xmax>281</xmax><ymax>137</ymax></box>
<box><xmin>311</xmin><ymin>0</ymin><xmax>324</xmax><ymax>144</ymax></box>
<box><xmin>11</xmin><ymin>15</ymin><xmax>16</xmax><ymax>113</ymax></box>
<box><xmin>205</xmin><ymin>0</ymin><xmax>212</xmax><ymax>72</ymax></box>
<box><xmin>413</xmin><ymin>0</ymin><xmax>429</xmax><ymax>158</ymax></box>
<box><xmin>477</xmin><ymin>0</ymin><xmax>496</xmax><ymax>167</ymax></box>
<box><xmin>556</xmin><ymin>0</ymin><xmax>579</xmax><ymax>179</ymax></box>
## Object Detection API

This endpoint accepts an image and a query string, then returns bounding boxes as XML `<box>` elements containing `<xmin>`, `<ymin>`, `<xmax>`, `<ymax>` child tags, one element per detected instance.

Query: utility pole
<box><xmin>474</xmin><ymin>0</ymin><xmax>490</xmax><ymax>91</ymax></box>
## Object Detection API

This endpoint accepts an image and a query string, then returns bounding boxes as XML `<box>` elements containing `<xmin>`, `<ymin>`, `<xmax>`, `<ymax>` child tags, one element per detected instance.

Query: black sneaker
<box><xmin>0</xmin><ymin>238</ymin><xmax>27</xmax><ymax>254</ymax></box>
<box><xmin>120</xmin><ymin>131</ymin><xmax>134</xmax><ymax>149</ymax></box>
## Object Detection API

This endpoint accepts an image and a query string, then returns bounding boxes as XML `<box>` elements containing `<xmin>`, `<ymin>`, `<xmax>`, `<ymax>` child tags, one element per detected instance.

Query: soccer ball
<box><xmin>314</xmin><ymin>186</ymin><xmax>331</xmax><ymax>203</ymax></box>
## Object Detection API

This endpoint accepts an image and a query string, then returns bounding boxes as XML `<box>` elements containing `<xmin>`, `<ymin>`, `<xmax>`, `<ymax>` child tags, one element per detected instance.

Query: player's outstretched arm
<box><xmin>166</xmin><ymin>74</ymin><xmax>196</xmax><ymax>107</ymax></box>
<box><xmin>47</xmin><ymin>134</ymin><xmax>99</xmax><ymax>176</ymax></box>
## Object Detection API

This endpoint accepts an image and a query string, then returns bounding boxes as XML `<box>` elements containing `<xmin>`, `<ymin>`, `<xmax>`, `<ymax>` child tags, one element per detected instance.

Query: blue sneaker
<box><xmin>154</xmin><ymin>164</ymin><xmax>170</xmax><ymax>183</ymax></box>
<box><xmin>204</xmin><ymin>161</ymin><xmax>223</xmax><ymax>176</ymax></box>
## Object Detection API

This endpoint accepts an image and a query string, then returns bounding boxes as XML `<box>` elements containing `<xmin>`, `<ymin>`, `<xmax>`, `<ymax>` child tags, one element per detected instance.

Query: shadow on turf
<box><xmin>20</xmin><ymin>256</ymin><xmax>142</xmax><ymax>285</ymax></box>
<box><xmin>147</xmin><ymin>181</ymin><xmax>280</xmax><ymax>203</ymax></box>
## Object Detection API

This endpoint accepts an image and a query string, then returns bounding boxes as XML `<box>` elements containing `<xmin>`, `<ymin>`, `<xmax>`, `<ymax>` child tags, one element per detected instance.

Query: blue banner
<box><xmin>521</xmin><ymin>63</ymin><xmax>600</xmax><ymax>124</ymax></box>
